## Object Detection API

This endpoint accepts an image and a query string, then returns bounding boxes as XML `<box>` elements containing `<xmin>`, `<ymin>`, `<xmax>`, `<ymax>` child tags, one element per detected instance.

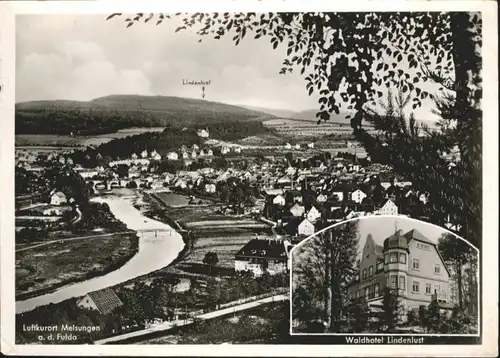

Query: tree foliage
<box><xmin>292</xmin><ymin>220</ymin><xmax>359</xmax><ymax>332</ymax></box>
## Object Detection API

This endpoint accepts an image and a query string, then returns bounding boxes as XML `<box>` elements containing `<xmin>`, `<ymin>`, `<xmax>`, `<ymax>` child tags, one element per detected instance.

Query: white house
<box><xmin>167</xmin><ymin>152</ymin><xmax>179</xmax><ymax>161</ymax></box>
<box><xmin>298</xmin><ymin>218</ymin><xmax>315</xmax><ymax>236</ymax></box>
<box><xmin>331</xmin><ymin>191</ymin><xmax>344</xmax><ymax>202</ymax></box>
<box><xmin>307</xmin><ymin>142</ymin><xmax>315</xmax><ymax>149</ymax></box>
<box><xmin>50</xmin><ymin>192</ymin><xmax>67</xmax><ymax>206</ymax></box>
<box><xmin>206</xmin><ymin>149</ymin><xmax>213</xmax><ymax>156</ymax></box>
<box><xmin>221</xmin><ymin>146</ymin><xmax>230</xmax><ymax>155</ymax></box>
<box><xmin>419</xmin><ymin>193</ymin><xmax>428</xmax><ymax>204</ymax></box>
<box><xmin>285</xmin><ymin>143</ymin><xmax>292</xmax><ymax>150</ymax></box>
<box><xmin>205</xmin><ymin>183</ymin><xmax>216</xmax><ymax>193</ymax></box>
<box><xmin>378</xmin><ymin>199</ymin><xmax>399</xmax><ymax>216</ymax></box>
<box><xmin>316</xmin><ymin>193</ymin><xmax>328</xmax><ymax>203</ymax></box>
<box><xmin>141</xmin><ymin>150</ymin><xmax>148</xmax><ymax>158</ymax></box>
<box><xmin>272</xmin><ymin>194</ymin><xmax>286</xmax><ymax>206</ymax></box>
<box><xmin>152</xmin><ymin>152</ymin><xmax>162</xmax><ymax>161</ymax></box>
<box><xmin>191</xmin><ymin>150</ymin><xmax>198</xmax><ymax>159</ymax></box>
<box><xmin>199</xmin><ymin>149</ymin><xmax>206</xmax><ymax>157</ymax></box>
<box><xmin>197</xmin><ymin>128</ymin><xmax>210</xmax><ymax>138</ymax></box>
<box><xmin>351</xmin><ymin>189</ymin><xmax>367</xmax><ymax>204</ymax></box>
<box><xmin>306</xmin><ymin>206</ymin><xmax>322</xmax><ymax>223</ymax></box>
<box><xmin>234</xmin><ymin>146</ymin><xmax>242</xmax><ymax>154</ymax></box>
<box><xmin>182</xmin><ymin>152</ymin><xmax>189</xmax><ymax>159</ymax></box>
<box><xmin>290</xmin><ymin>203</ymin><xmax>305</xmax><ymax>217</ymax></box>
<box><xmin>295</xmin><ymin>144</ymin><xmax>301</xmax><ymax>150</ymax></box>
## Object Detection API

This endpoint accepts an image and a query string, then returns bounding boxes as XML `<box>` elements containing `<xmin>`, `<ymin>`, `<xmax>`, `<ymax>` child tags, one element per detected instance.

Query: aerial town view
<box><xmin>13</xmin><ymin>11</ymin><xmax>482</xmax><ymax>345</ymax></box>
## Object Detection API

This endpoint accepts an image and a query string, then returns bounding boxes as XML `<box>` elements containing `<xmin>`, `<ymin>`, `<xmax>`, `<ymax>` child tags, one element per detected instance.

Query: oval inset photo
<box><xmin>290</xmin><ymin>216</ymin><xmax>479</xmax><ymax>336</ymax></box>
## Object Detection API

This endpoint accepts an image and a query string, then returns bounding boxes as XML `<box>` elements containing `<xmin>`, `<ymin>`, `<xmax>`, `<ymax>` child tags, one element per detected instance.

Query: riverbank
<box><xmin>16</xmin><ymin>192</ymin><xmax>185</xmax><ymax>314</ymax></box>
<box><xmin>15</xmin><ymin>232</ymin><xmax>139</xmax><ymax>301</ymax></box>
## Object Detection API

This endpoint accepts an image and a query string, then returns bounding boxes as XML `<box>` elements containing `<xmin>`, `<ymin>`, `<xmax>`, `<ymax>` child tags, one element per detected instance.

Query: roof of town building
<box><xmin>235</xmin><ymin>238</ymin><xmax>287</xmax><ymax>260</ymax></box>
<box><xmin>86</xmin><ymin>288</ymin><xmax>123</xmax><ymax>315</ymax></box>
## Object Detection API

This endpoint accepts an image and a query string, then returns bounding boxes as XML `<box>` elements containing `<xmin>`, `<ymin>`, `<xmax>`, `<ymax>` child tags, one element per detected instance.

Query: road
<box><xmin>94</xmin><ymin>293</ymin><xmax>289</xmax><ymax>345</ymax></box>
<box><xmin>15</xmin><ymin>231</ymin><xmax>135</xmax><ymax>252</ymax></box>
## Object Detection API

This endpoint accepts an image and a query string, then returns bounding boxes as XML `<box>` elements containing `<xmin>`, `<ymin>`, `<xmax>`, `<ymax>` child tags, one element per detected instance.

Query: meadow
<box><xmin>15</xmin><ymin>232</ymin><xmax>138</xmax><ymax>299</ymax></box>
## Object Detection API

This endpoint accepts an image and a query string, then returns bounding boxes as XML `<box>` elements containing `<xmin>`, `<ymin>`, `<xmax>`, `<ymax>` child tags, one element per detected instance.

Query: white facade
<box><xmin>205</xmin><ymin>183</ymin><xmax>216</xmax><ymax>193</ymax></box>
<box><xmin>331</xmin><ymin>191</ymin><xmax>344</xmax><ymax>202</ymax></box>
<box><xmin>351</xmin><ymin>189</ymin><xmax>367</xmax><ymax>204</ymax></box>
<box><xmin>316</xmin><ymin>194</ymin><xmax>328</xmax><ymax>203</ymax></box>
<box><xmin>290</xmin><ymin>203</ymin><xmax>305</xmax><ymax>217</ymax></box>
<box><xmin>298</xmin><ymin>218</ymin><xmax>315</xmax><ymax>236</ymax></box>
<box><xmin>378</xmin><ymin>199</ymin><xmax>399</xmax><ymax>216</ymax></box>
<box><xmin>167</xmin><ymin>152</ymin><xmax>179</xmax><ymax>161</ymax></box>
<box><xmin>77</xmin><ymin>294</ymin><xmax>100</xmax><ymax>312</ymax></box>
<box><xmin>272</xmin><ymin>194</ymin><xmax>286</xmax><ymax>206</ymax></box>
<box><xmin>306</xmin><ymin>206</ymin><xmax>322</xmax><ymax>223</ymax></box>
<box><xmin>50</xmin><ymin>192</ymin><xmax>67</xmax><ymax>206</ymax></box>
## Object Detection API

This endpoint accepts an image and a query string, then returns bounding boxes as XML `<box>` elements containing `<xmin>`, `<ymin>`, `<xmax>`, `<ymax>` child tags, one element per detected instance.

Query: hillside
<box><xmin>291</xmin><ymin>109</ymin><xmax>352</xmax><ymax>124</ymax></box>
<box><xmin>237</xmin><ymin>104</ymin><xmax>298</xmax><ymax>119</ymax></box>
<box><xmin>15</xmin><ymin>95</ymin><xmax>275</xmax><ymax>135</ymax></box>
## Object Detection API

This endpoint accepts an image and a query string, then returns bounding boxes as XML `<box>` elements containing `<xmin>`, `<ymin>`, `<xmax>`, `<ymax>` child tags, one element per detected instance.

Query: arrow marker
<box><xmin>201</xmin><ymin>86</ymin><xmax>206</xmax><ymax>99</ymax></box>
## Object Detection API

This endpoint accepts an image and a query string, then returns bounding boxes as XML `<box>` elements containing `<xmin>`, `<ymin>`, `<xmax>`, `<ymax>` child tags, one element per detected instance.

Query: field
<box><xmin>153</xmin><ymin>192</ymin><xmax>203</xmax><ymax>208</ymax></box>
<box><xmin>15</xmin><ymin>232</ymin><xmax>138</xmax><ymax>298</ymax></box>
<box><xmin>15</xmin><ymin>127</ymin><xmax>165</xmax><ymax>147</ymax></box>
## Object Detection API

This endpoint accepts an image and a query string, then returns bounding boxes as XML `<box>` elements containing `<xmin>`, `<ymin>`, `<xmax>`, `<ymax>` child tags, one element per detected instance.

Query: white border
<box><xmin>0</xmin><ymin>1</ymin><xmax>498</xmax><ymax>357</ymax></box>
<box><xmin>289</xmin><ymin>215</ymin><xmax>481</xmax><ymax>337</ymax></box>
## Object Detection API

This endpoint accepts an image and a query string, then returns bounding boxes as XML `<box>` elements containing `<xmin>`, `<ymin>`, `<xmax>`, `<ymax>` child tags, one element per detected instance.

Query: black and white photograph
<box><xmin>291</xmin><ymin>217</ymin><xmax>479</xmax><ymax>336</ymax></box>
<box><xmin>0</xmin><ymin>1</ymin><xmax>497</xmax><ymax>356</ymax></box>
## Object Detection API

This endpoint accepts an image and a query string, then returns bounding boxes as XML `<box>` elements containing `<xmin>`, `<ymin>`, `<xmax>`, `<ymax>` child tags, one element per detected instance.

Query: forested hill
<box><xmin>15</xmin><ymin>95</ymin><xmax>275</xmax><ymax>135</ymax></box>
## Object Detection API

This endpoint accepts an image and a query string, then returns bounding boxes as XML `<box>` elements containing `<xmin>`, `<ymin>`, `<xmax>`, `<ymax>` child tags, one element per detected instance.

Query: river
<box><xmin>15</xmin><ymin>194</ymin><xmax>185</xmax><ymax>314</ymax></box>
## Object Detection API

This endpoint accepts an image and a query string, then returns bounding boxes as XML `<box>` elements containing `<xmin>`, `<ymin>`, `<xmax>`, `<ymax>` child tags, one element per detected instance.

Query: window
<box><xmin>399</xmin><ymin>276</ymin><xmax>406</xmax><ymax>290</ymax></box>
<box><xmin>425</xmin><ymin>283</ymin><xmax>432</xmax><ymax>295</ymax></box>
<box><xmin>412</xmin><ymin>280</ymin><xmax>420</xmax><ymax>293</ymax></box>
<box><xmin>384</xmin><ymin>254</ymin><xmax>389</xmax><ymax>264</ymax></box>
<box><xmin>399</xmin><ymin>253</ymin><xmax>407</xmax><ymax>264</ymax></box>
<box><xmin>365</xmin><ymin>287</ymin><xmax>370</xmax><ymax>298</ymax></box>
<box><xmin>412</xmin><ymin>258</ymin><xmax>420</xmax><ymax>270</ymax></box>
<box><xmin>348</xmin><ymin>293</ymin><xmax>352</xmax><ymax>300</ymax></box>
<box><xmin>434</xmin><ymin>264</ymin><xmax>441</xmax><ymax>274</ymax></box>
<box><xmin>363</xmin><ymin>269</ymin><xmax>367</xmax><ymax>279</ymax></box>
<box><xmin>369</xmin><ymin>266</ymin><xmax>374</xmax><ymax>276</ymax></box>
<box><xmin>390</xmin><ymin>253</ymin><xmax>398</xmax><ymax>263</ymax></box>
<box><xmin>374</xmin><ymin>283</ymin><xmax>380</xmax><ymax>297</ymax></box>
<box><xmin>377</xmin><ymin>261</ymin><xmax>384</xmax><ymax>271</ymax></box>
<box><xmin>391</xmin><ymin>275</ymin><xmax>397</xmax><ymax>289</ymax></box>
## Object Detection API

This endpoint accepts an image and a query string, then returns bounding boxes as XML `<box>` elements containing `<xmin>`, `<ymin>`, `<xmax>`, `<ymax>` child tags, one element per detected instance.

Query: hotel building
<box><xmin>347</xmin><ymin>229</ymin><xmax>454</xmax><ymax>314</ymax></box>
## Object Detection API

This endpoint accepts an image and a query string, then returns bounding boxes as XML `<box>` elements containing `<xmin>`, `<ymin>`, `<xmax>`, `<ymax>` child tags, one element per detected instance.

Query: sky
<box><xmin>293</xmin><ymin>216</ymin><xmax>472</xmax><ymax>264</ymax></box>
<box><xmin>16</xmin><ymin>14</ymin><xmax>440</xmax><ymax>118</ymax></box>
